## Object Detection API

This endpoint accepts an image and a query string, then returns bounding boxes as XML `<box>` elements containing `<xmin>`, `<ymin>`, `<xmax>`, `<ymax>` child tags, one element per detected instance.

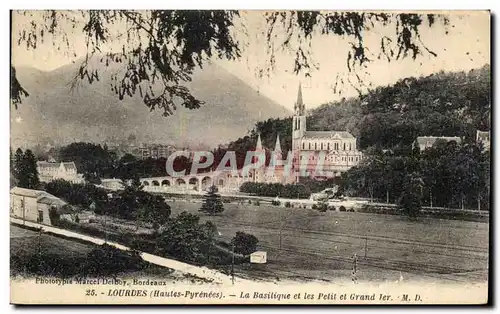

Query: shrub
<box><xmin>311</xmin><ymin>204</ymin><xmax>318</xmax><ymax>210</ymax></box>
<box><xmin>80</xmin><ymin>244</ymin><xmax>145</xmax><ymax>276</ymax></box>
<box><xmin>48</xmin><ymin>207</ymin><xmax>60</xmax><ymax>225</ymax></box>
<box><xmin>199</xmin><ymin>185</ymin><xmax>224</xmax><ymax>215</ymax></box>
<box><xmin>317</xmin><ymin>202</ymin><xmax>328</xmax><ymax>212</ymax></box>
<box><xmin>328</xmin><ymin>205</ymin><xmax>336</xmax><ymax>211</ymax></box>
<box><xmin>231</xmin><ymin>232</ymin><xmax>259</xmax><ymax>256</ymax></box>
<box><xmin>271</xmin><ymin>200</ymin><xmax>281</xmax><ymax>206</ymax></box>
<box><xmin>253</xmin><ymin>200</ymin><xmax>260</xmax><ymax>206</ymax></box>
<box><xmin>239</xmin><ymin>182</ymin><xmax>311</xmax><ymax>199</ymax></box>
<box><xmin>339</xmin><ymin>206</ymin><xmax>347</xmax><ymax>212</ymax></box>
<box><xmin>284</xmin><ymin>202</ymin><xmax>291</xmax><ymax>208</ymax></box>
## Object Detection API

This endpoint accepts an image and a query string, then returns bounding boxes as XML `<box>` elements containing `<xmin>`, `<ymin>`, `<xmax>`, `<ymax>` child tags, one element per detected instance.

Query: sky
<box><xmin>11</xmin><ymin>10</ymin><xmax>490</xmax><ymax>111</ymax></box>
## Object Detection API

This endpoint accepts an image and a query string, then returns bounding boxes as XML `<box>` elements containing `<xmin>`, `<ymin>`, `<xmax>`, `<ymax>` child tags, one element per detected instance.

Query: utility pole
<box><xmin>22</xmin><ymin>197</ymin><xmax>25</xmax><ymax>225</ymax></box>
<box><xmin>352</xmin><ymin>253</ymin><xmax>358</xmax><ymax>284</ymax></box>
<box><xmin>364</xmin><ymin>235</ymin><xmax>367</xmax><ymax>258</ymax></box>
<box><xmin>231</xmin><ymin>242</ymin><xmax>235</xmax><ymax>285</ymax></box>
<box><xmin>279</xmin><ymin>206</ymin><xmax>283</xmax><ymax>250</ymax></box>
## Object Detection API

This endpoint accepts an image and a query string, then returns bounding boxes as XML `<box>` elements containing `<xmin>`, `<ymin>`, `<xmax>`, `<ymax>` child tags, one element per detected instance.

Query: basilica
<box><xmin>290</xmin><ymin>83</ymin><xmax>363</xmax><ymax>181</ymax></box>
<box><xmin>252</xmin><ymin>83</ymin><xmax>363</xmax><ymax>184</ymax></box>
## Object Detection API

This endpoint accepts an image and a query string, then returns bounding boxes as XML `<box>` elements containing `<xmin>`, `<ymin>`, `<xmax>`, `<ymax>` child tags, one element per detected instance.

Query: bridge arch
<box><xmin>201</xmin><ymin>176</ymin><xmax>212</xmax><ymax>190</ymax></box>
<box><xmin>176</xmin><ymin>178</ymin><xmax>186</xmax><ymax>186</ymax></box>
<box><xmin>215</xmin><ymin>177</ymin><xmax>225</xmax><ymax>187</ymax></box>
<box><xmin>161</xmin><ymin>179</ymin><xmax>171</xmax><ymax>186</ymax></box>
<box><xmin>143</xmin><ymin>181</ymin><xmax>150</xmax><ymax>186</ymax></box>
<box><xmin>152</xmin><ymin>180</ymin><xmax>160</xmax><ymax>186</ymax></box>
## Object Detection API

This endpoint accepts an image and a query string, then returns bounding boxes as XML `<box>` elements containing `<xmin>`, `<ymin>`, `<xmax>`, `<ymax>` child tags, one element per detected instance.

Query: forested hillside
<box><xmin>221</xmin><ymin>64</ymin><xmax>490</xmax><ymax>157</ymax></box>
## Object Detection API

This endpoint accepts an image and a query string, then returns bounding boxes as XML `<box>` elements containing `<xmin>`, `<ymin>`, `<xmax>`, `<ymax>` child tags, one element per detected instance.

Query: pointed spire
<box><xmin>295</xmin><ymin>82</ymin><xmax>305</xmax><ymax>115</ymax></box>
<box><xmin>274</xmin><ymin>134</ymin><xmax>282</xmax><ymax>153</ymax></box>
<box><xmin>256</xmin><ymin>133</ymin><xmax>263</xmax><ymax>151</ymax></box>
<box><xmin>296</xmin><ymin>82</ymin><xmax>303</xmax><ymax>107</ymax></box>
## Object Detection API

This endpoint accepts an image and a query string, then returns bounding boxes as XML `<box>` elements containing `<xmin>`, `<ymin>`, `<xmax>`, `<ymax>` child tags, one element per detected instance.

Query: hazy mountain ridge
<box><xmin>11</xmin><ymin>60</ymin><xmax>291</xmax><ymax>149</ymax></box>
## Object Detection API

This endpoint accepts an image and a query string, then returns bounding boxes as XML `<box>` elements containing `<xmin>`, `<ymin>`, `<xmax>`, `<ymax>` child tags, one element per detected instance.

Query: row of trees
<box><xmin>45</xmin><ymin>179</ymin><xmax>171</xmax><ymax>225</ymax></box>
<box><xmin>11</xmin><ymin>148</ymin><xmax>39</xmax><ymax>189</ymax></box>
<box><xmin>340</xmin><ymin>141</ymin><xmax>490</xmax><ymax>211</ymax></box>
<box><xmin>240</xmin><ymin>182</ymin><xmax>310</xmax><ymax>199</ymax></box>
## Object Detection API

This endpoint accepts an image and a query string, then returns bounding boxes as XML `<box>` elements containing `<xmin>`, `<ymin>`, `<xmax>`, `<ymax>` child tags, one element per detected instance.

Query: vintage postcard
<box><xmin>9</xmin><ymin>10</ymin><xmax>490</xmax><ymax>305</ymax></box>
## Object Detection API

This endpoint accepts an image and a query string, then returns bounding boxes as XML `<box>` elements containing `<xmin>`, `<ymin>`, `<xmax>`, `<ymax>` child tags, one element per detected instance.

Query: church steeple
<box><xmin>294</xmin><ymin>83</ymin><xmax>305</xmax><ymax>115</ymax></box>
<box><xmin>274</xmin><ymin>134</ymin><xmax>282</xmax><ymax>153</ymax></box>
<box><xmin>256</xmin><ymin>133</ymin><xmax>263</xmax><ymax>151</ymax></box>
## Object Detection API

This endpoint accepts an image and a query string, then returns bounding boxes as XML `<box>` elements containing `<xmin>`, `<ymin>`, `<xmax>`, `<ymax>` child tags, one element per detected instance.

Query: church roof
<box><xmin>303</xmin><ymin>131</ymin><xmax>355</xmax><ymax>139</ymax></box>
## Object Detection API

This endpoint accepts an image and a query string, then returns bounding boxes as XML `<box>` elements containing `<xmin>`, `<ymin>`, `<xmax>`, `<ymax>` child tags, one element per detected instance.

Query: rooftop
<box><xmin>303</xmin><ymin>131</ymin><xmax>355</xmax><ymax>139</ymax></box>
<box><xmin>415</xmin><ymin>136</ymin><xmax>462</xmax><ymax>146</ymax></box>
<box><xmin>10</xmin><ymin>187</ymin><xmax>59</xmax><ymax>200</ymax></box>
<box><xmin>37</xmin><ymin>161</ymin><xmax>77</xmax><ymax>172</ymax></box>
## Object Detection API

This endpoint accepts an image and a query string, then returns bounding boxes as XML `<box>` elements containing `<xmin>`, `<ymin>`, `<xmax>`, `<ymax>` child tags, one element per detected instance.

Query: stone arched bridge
<box><xmin>140</xmin><ymin>170</ymin><xmax>252</xmax><ymax>194</ymax></box>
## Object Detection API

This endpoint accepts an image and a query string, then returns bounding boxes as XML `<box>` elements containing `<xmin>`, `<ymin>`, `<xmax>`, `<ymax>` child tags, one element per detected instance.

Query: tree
<box><xmin>231</xmin><ymin>231</ymin><xmax>259</xmax><ymax>256</ymax></box>
<box><xmin>12</xmin><ymin>11</ymin><xmax>449</xmax><ymax>113</ymax></box>
<box><xmin>398</xmin><ymin>173</ymin><xmax>423</xmax><ymax>218</ymax></box>
<box><xmin>138</xmin><ymin>194</ymin><xmax>171</xmax><ymax>229</ymax></box>
<box><xmin>199</xmin><ymin>185</ymin><xmax>224</xmax><ymax>215</ymax></box>
<box><xmin>15</xmin><ymin>149</ymin><xmax>40</xmax><ymax>189</ymax></box>
<box><xmin>13</xmin><ymin>148</ymin><xmax>23</xmax><ymax>180</ymax></box>
<box><xmin>155</xmin><ymin>212</ymin><xmax>217</xmax><ymax>263</ymax></box>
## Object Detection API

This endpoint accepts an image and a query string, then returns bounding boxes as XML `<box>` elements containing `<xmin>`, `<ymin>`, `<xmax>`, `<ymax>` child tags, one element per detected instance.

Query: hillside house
<box><xmin>37</xmin><ymin>161</ymin><xmax>84</xmax><ymax>184</ymax></box>
<box><xmin>413</xmin><ymin>136</ymin><xmax>462</xmax><ymax>151</ymax></box>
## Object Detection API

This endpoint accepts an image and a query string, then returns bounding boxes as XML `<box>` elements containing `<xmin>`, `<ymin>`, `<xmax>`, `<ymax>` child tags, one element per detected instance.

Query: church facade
<box><xmin>291</xmin><ymin>84</ymin><xmax>363</xmax><ymax>181</ymax></box>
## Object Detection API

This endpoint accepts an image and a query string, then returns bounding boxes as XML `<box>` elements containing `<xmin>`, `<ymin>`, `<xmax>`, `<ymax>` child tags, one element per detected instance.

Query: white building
<box><xmin>10</xmin><ymin>187</ymin><xmax>73</xmax><ymax>225</ymax></box>
<box><xmin>37</xmin><ymin>161</ymin><xmax>84</xmax><ymax>184</ymax></box>
<box><xmin>476</xmin><ymin>130</ymin><xmax>490</xmax><ymax>151</ymax></box>
<box><xmin>100</xmin><ymin>178</ymin><xmax>125</xmax><ymax>191</ymax></box>
<box><xmin>414</xmin><ymin>136</ymin><xmax>462</xmax><ymax>151</ymax></box>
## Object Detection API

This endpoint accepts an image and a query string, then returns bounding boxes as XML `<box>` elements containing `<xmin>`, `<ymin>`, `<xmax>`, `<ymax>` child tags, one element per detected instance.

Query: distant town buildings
<box><xmin>134</xmin><ymin>144</ymin><xmax>177</xmax><ymax>160</ymax></box>
<box><xmin>476</xmin><ymin>130</ymin><xmax>490</xmax><ymax>151</ymax></box>
<box><xmin>414</xmin><ymin>136</ymin><xmax>462</xmax><ymax>151</ymax></box>
<box><xmin>36</xmin><ymin>161</ymin><xmax>84</xmax><ymax>184</ymax></box>
<box><xmin>10</xmin><ymin>187</ymin><xmax>73</xmax><ymax>225</ymax></box>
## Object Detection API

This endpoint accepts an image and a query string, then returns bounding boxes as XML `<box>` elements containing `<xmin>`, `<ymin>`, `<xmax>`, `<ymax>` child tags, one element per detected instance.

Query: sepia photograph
<box><xmin>9</xmin><ymin>9</ymin><xmax>491</xmax><ymax>305</ymax></box>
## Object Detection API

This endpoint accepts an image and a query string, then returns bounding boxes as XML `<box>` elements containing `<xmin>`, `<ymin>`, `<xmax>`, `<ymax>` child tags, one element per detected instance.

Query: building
<box><xmin>37</xmin><ymin>161</ymin><xmax>84</xmax><ymax>184</ymax></box>
<box><xmin>10</xmin><ymin>187</ymin><xmax>73</xmax><ymax>225</ymax></box>
<box><xmin>414</xmin><ymin>136</ymin><xmax>462</xmax><ymax>151</ymax></box>
<box><xmin>134</xmin><ymin>144</ymin><xmax>177</xmax><ymax>160</ymax></box>
<box><xmin>100</xmin><ymin>178</ymin><xmax>125</xmax><ymax>191</ymax></box>
<box><xmin>476</xmin><ymin>130</ymin><xmax>490</xmax><ymax>151</ymax></box>
<box><xmin>291</xmin><ymin>83</ymin><xmax>363</xmax><ymax>181</ymax></box>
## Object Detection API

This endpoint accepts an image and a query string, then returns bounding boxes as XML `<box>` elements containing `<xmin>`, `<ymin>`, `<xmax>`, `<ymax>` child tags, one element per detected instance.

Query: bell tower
<box><xmin>292</xmin><ymin>83</ymin><xmax>306</xmax><ymax>151</ymax></box>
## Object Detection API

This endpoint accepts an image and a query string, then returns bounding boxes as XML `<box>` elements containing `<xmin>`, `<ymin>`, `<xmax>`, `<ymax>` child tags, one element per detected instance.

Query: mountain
<box><xmin>11</xmin><ymin>59</ymin><xmax>291</xmax><ymax>150</ymax></box>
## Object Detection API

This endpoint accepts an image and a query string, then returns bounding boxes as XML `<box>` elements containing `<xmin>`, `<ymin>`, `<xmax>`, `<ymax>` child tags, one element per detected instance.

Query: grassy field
<box><xmin>169</xmin><ymin>200</ymin><xmax>489</xmax><ymax>284</ymax></box>
<box><xmin>9</xmin><ymin>225</ymin><xmax>205</xmax><ymax>283</ymax></box>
